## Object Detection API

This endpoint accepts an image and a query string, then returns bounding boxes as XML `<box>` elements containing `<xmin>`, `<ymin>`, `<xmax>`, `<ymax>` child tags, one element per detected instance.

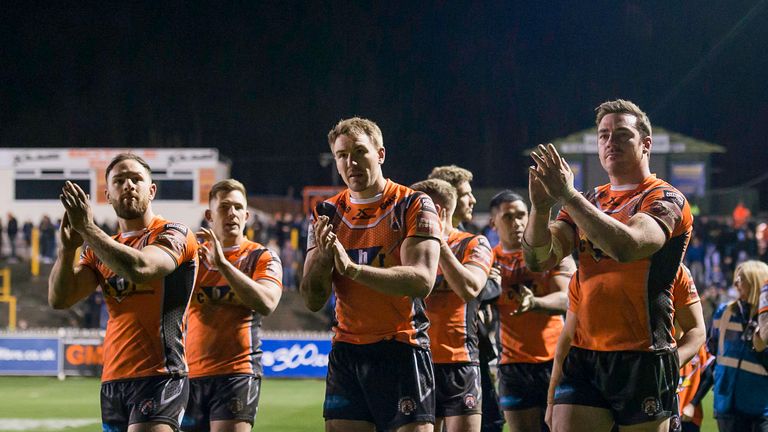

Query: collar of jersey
<box><xmin>609</xmin><ymin>174</ymin><xmax>657</xmax><ymax>192</ymax></box>
<box><xmin>349</xmin><ymin>180</ymin><xmax>388</xmax><ymax>205</ymax></box>
<box><xmin>119</xmin><ymin>216</ymin><xmax>162</xmax><ymax>238</ymax></box>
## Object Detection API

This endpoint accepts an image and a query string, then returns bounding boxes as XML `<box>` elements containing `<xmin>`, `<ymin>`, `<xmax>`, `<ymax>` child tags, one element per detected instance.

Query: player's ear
<box><xmin>489</xmin><ymin>213</ymin><xmax>496</xmax><ymax>230</ymax></box>
<box><xmin>641</xmin><ymin>135</ymin><xmax>652</xmax><ymax>155</ymax></box>
<box><xmin>104</xmin><ymin>189</ymin><xmax>111</xmax><ymax>204</ymax></box>
<box><xmin>148</xmin><ymin>182</ymin><xmax>157</xmax><ymax>200</ymax></box>
<box><xmin>205</xmin><ymin>209</ymin><xmax>213</xmax><ymax>223</ymax></box>
<box><xmin>378</xmin><ymin>146</ymin><xmax>385</xmax><ymax>164</ymax></box>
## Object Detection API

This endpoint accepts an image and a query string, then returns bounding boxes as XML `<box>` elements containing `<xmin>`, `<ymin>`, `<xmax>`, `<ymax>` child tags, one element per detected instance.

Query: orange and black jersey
<box><xmin>307</xmin><ymin>179</ymin><xmax>441</xmax><ymax>348</ymax></box>
<box><xmin>79</xmin><ymin>216</ymin><xmax>198</xmax><ymax>382</ymax></box>
<box><xmin>677</xmin><ymin>345</ymin><xmax>713</xmax><ymax>427</ymax></box>
<box><xmin>558</xmin><ymin>175</ymin><xmax>693</xmax><ymax>352</ymax></box>
<box><xmin>186</xmin><ymin>240</ymin><xmax>282</xmax><ymax>379</ymax></box>
<box><xmin>494</xmin><ymin>245</ymin><xmax>575</xmax><ymax>364</ymax></box>
<box><xmin>426</xmin><ymin>231</ymin><xmax>493</xmax><ymax>364</ymax></box>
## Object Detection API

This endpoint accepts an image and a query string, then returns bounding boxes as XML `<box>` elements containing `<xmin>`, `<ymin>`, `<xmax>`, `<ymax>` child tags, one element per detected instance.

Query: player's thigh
<box><xmin>552</xmin><ymin>404</ymin><xmax>614</xmax><ymax>432</ymax></box>
<box><xmin>326</xmin><ymin>419</ymin><xmax>376</xmax><ymax>432</ymax></box>
<box><xmin>394</xmin><ymin>421</ymin><xmax>434</xmax><ymax>432</ymax></box>
<box><xmin>617</xmin><ymin>417</ymin><xmax>669</xmax><ymax>432</ymax></box>
<box><xmin>504</xmin><ymin>407</ymin><xmax>544</xmax><ymax>432</ymax></box>
<box><xmin>209</xmin><ymin>419</ymin><xmax>252</xmax><ymax>432</ymax></box>
<box><xmin>443</xmin><ymin>414</ymin><xmax>480</xmax><ymax>432</ymax></box>
<box><xmin>127</xmin><ymin>422</ymin><xmax>175</xmax><ymax>432</ymax></box>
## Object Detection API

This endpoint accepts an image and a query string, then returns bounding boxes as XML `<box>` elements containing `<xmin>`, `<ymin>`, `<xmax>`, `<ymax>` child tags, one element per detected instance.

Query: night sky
<box><xmin>3</xmin><ymin>1</ymin><xmax>768</xmax><ymax>206</ymax></box>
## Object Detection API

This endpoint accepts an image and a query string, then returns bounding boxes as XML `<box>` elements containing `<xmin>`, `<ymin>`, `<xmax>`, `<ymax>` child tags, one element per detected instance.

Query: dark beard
<box><xmin>113</xmin><ymin>198</ymin><xmax>149</xmax><ymax>220</ymax></box>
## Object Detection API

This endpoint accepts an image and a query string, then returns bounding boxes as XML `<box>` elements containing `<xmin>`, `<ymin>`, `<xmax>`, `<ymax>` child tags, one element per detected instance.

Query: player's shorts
<box><xmin>498</xmin><ymin>361</ymin><xmax>553</xmax><ymax>410</ymax></box>
<box><xmin>323</xmin><ymin>340</ymin><xmax>435</xmax><ymax>430</ymax></box>
<box><xmin>554</xmin><ymin>347</ymin><xmax>679</xmax><ymax>426</ymax></box>
<box><xmin>101</xmin><ymin>374</ymin><xmax>189</xmax><ymax>432</ymax></box>
<box><xmin>434</xmin><ymin>363</ymin><xmax>482</xmax><ymax>417</ymax></box>
<box><xmin>181</xmin><ymin>374</ymin><xmax>261</xmax><ymax>432</ymax></box>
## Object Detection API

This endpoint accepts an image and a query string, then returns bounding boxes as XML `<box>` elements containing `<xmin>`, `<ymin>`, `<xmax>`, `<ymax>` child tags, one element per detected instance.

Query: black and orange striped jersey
<box><xmin>79</xmin><ymin>216</ymin><xmax>198</xmax><ymax>382</ymax></box>
<box><xmin>672</xmin><ymin>264</ymin><xmax>700</xmax><ymax>311</ymax></box>
<box><xmin>307</xmin><ymin>179</ymin><xmax>441</xmax><ymax>348</ymax></box>
<box><xmin>494</xmin><ymin>245</ymin><xmax>575</xmax><ymax>364</ymax></box>
<box><xmin>559</xmin><ymin>175</ymin><xmax>693</xmax><ymax>352</ymax></box>
<box><xmin>426</xmin><ymin>231</ymin><xmax>493</xmax><ymax>364</ymax></box>
<box><xmin>186</xmin><ymin>240</ymin><xmax>282</xmax><ymax>379</ymax></box>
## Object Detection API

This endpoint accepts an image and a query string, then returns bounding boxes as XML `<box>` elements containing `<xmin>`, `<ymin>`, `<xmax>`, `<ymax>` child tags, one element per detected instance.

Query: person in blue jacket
<box><xmin>709</xmin><ymin>260</ymin><xmax>768</xmax><ymax>432</ymax></box>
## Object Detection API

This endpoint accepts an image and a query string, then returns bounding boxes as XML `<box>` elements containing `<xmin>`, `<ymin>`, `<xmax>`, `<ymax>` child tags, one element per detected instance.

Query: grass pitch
<box><xmin>0</xmin><ymin>376</ymin><xmax>717</xmax><ymax>431</ymax></box>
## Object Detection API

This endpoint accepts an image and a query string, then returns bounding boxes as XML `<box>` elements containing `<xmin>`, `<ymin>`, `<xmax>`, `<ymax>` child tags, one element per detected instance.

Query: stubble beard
<box><xmin>113</xmin><ymin>197</ymin><xmax>149</xmax><ymax>220</ymax></box>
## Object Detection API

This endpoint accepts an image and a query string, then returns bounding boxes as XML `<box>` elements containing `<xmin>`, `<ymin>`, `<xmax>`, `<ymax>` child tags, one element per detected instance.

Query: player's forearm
<box><xmin>523</xmin><ymin>206</ymin><xmax>560</xmax><ymax>272</ymax></box>
<box><xmin>48</xmin><ymin>249</ymin><xmax>84</xmax><ymax>309</ymax></box>
<box><xmin>438</xmin><ymin>244</ymin><xmax>485</xmax><ymax>302</ymax></box>
<box><xmin>300</xmin><ymin>251</ymin><xmax>333</xmax><ymax>312</ymax></box>
<box><xmin>676</xmin><ymin>326</ymin><xmax>706</xmax><ymax>367</ymax></box>
<box><xmin>559</xmin><ymin>195</ymin><xmax>651</xmax><ymax>262</ymax></box>
<box><xmin>79</xmin><ymin>223</ymin><xmax>158</xmax><ymax>284</ymax></box>
<box><xmin>218</xmin><ymin>260</ymin><xmax>282</xmax><ymax>315</ymax></box>
<box><xmin>348</xmin><ymin>263</ymin><xmax>435</xmax><ymax>298</ymax></box>
<box><xmin>532</xmin><ymin>291</ymin><xmax>567</xmax><ymax>315</ymax></box>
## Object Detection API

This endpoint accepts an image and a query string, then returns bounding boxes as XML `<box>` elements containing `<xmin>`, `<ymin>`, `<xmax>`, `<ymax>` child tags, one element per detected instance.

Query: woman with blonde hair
<box><xmin>709</xmin><ymin>260</ymin><xmax>768</xmax><ymax>431</ymax></box>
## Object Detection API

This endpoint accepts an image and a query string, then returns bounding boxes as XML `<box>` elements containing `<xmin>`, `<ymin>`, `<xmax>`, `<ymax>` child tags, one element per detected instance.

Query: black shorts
<box><xmin>181</xmin><ymin>374</ymin><xmax>261</xmax><ymax>432</ymax></box>
<box><xmin>434</xmin><ymin>363</ymin><xmax>482</xmax><ymax>417</ymax></box>
<box><xmin>101</xmin><ymin>374</ymin><xmax>189</xmax><ymax>432</ymax></box>
<box><xmin>554</xmin><ymin>347</ymin><xmax>679</xmax><ymax>426</ymax></box>
<box><xmin>324</xmin><ymin>340</ymin><xmax>436</xmax><ymax>430</ymax></box>
<box><xmin>498</xmin><ymin>361</ymin><xmax>552</xmax><ymax>411</ymax></box>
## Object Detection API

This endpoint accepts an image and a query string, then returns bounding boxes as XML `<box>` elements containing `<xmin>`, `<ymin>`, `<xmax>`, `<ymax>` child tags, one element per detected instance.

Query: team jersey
<box><xmin>307</xmin><ymin>179</ymin><xmax>441</xmax><ymax>348</ymax></box>
<box><xmin>677</xmin><ymin>345</ymin><xmax>713</xmax><ymax>427</ymax></box>
<box><xmin>494</xmin><ymin>245</ymin><xmax>575</xmax><ymax>364</ymax></box>
<box><xmin>426</xmin><ymin>230</ymin><xmax>493</xmax><ymax>364</ymax></box>
<box><xmin>559</xmin><ymin>175</ymin><xmax>693</xmax><ymax>352</ymax></box>
<box><xmin>186</xmin><ymin>240</ymin><xmax>283</xmax><ymax>379</ymax></box>
<box><xmin>79</xmin><ymin>216</ymin><xmax>198</xmax><ymax>382</ymax></box>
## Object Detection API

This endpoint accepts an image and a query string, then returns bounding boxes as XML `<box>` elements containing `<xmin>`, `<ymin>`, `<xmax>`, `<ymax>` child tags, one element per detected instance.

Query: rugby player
<box><xmin>49</xmin><ymin>153</ymin><xmax>198</xmax><ymax>432</ymax></box>
<box><xmin>300</xmin><ymin>117</ymin><xmax>441</xmax><ymax>432</ymax></box>
<box><xmin>181</xmin><ymin>179</ymin><xmax>283</xmax><ymax>432</ymax></box>
<box><xmin>412</xmin><ymin>178</ymin><xmax>492</xmax><ymax>432</ymax></box>
<box><xmin>524</xmin><ymin>100</ymin><xmax>694</xmax><ymax>431</ymax></box>
<box><xmin>488</xmin><ymin>190</ymin><xmax>575</xmax><ymax>431</ymax></box>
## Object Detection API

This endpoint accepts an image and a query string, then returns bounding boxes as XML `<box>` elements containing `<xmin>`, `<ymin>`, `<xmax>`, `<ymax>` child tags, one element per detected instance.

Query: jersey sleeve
<box><xmin>639</xmin><ymin>188</ymin><xmax>690</xmax><ymax>239</ymax></box>
<box><xmin>78</xmin><ymin>243</ymin><xmax>97</xmax><ymax>270</ymax></box>
<box><xmin>462</xmin><ymin>235</ymin><xmax>493</xmax><ymax>274</ymax></box>
<box><xmin>150</xmin><ymin>222</ymin><xmax>198</xmax><ymax>265</ymax></box>
<box><xmin>252</xmin><ymin>248</ymin><xmax>284</xmax><ymax>287</ymax></box>
<box><xmin>405</xmin><ymin>192</ymin><xmax>441</xmax><ymax>240</ymax></box>
<box><xmin>672</xmin><ymin>265</ymin><xmax>700</xmax><ymax>308</ymax></box>
<box><xmin>550</xmin><ymin>255</ymin><xmax>577</xmax><ymax>279</ymax></box>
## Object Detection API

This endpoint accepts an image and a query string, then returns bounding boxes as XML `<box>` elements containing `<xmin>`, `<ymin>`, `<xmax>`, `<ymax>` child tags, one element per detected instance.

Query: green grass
<box><xmin>0</xmin><ymin>376</ymin><xmax>717</xmax><ymax>431</ymax></box>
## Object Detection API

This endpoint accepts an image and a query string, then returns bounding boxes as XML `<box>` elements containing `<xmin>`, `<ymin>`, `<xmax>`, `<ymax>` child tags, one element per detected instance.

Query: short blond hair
<box><xmin>411</xmin><ymin>178</ymin><xmax>457</xmax><ymax>211</ymax></box>
<box><xmin>428</xmin><ymin>165</ymin><xmax>473</xmax><ymax>188</ymax></box>
<box><xmin>209</xmin><ymin>179</ymin><xmax>247</xmax><ymax>203</ymax></box>
<box><xmin>735</xmin><ymin>260</ymin><xmax>768</xmax><ymax>318</ymax></box>
<box><xmin>327</xmin><ymin>117</ymin><xmax>384</xmax><ymax>150</ymax></box>
<box><xmin>595</xmin><ymin>99</ymin><xmax>652</xmax><ymax>138</ymax></box>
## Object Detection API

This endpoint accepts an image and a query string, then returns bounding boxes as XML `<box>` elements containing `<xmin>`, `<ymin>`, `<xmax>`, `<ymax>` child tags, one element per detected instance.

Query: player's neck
<box><xmin>118</xmin><ymin>208</ymin><xmax>156</xmax><ymax>233</ymax></box>
<box><xmin>349</xmin><ymin>177</ymin><xmax>387</xmax><ymax>200</ymax></box>
<box><xmin>442</xmin><ymin>222</ymin><xmax>457</xmax><ymax>238</ymax></box>
<box><xmin>221</xmin><ymin>235</ymin><xmax>245</xmax><ymax>248</ymax></box>
<box><xmin>499</xmin><ymin>238</ymin><xmax>521</xmax><ymax>252</ymax></box>
<box><xmin>607</xmin><ymin>165</ymin><xmax>651</xmax><ymax>188</ymax></box>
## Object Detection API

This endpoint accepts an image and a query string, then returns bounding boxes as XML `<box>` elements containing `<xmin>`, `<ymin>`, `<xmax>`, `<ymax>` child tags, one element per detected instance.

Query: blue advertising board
<box><xmin>0</xmin><ymin>337</ymin><xmax>60</xmax><ymax>376</ymax></box>
<box><xmin>260</xmin><ymin>338</ymin><xmax>330</xmax><ymax>378</ymax></box>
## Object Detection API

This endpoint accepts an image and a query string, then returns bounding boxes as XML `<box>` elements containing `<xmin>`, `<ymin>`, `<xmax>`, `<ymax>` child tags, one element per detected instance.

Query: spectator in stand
<box><xmin>39</xmin><ymin>215</ymin><xmax>57</xmax><ymax>263</ymax></box>
<box><xmin>6</xmin><ymin>213</ymin><xmax>18</xmax><ymax>260</ymax></box>
<box><xmin>732</xmin><ymin>201</ymin><xmax>751</xmax><ymax>230</ymax></box>
<box><xmin>22</xmin><ymin>219</ymin><xmax>33</xmax><ymax>258</ymax></box>
<box><xmin>281</xmin><ymin>239</ymin><xmax>298</xmax><ymax>290</ymax></box>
